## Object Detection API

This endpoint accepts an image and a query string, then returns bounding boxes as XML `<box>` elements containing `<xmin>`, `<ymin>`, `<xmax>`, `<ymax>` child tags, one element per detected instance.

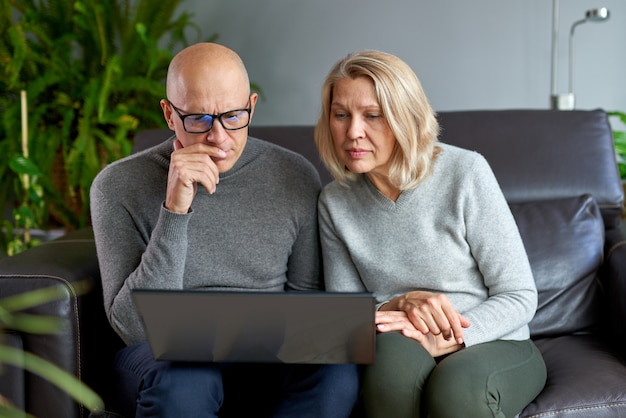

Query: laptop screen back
<box><xmin>132</xmin><ymin>290</ymin><xmax>376</xmax><ymax>364</ymax></box>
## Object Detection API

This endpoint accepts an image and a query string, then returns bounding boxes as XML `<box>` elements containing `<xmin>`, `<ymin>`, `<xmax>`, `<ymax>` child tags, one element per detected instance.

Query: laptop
<box><xmin>131</xmin><ymin>290</ymin><xmax>376</xmax><ymax>364</ymax></box>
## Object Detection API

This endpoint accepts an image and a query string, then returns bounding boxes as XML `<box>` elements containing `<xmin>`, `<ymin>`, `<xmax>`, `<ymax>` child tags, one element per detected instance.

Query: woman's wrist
<box><xmin>376</xmin><ymin>300</ymin><xmax>390</xmax><ymax>311</ymax></box>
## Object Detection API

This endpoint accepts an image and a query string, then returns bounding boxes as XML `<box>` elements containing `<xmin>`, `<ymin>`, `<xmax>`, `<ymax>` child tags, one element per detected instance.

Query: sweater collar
<box><xmin>361</xmin><ymin>175</ymin><xmax>415</xmax><ymax>210</ymax></box>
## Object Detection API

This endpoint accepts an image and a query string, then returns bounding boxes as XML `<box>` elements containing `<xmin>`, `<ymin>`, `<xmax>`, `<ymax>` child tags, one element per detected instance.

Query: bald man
<box><xmin>90</xmin><ymin>43</ymin><xmax>359</xmax><ymax>418</ymax></box>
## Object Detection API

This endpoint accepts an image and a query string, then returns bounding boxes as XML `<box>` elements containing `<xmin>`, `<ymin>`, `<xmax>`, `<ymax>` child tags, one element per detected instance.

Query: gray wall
<box><xmin>185</xmin><ymin>0</ymin><xmax>626</xmax><ymax>127</ymax></box>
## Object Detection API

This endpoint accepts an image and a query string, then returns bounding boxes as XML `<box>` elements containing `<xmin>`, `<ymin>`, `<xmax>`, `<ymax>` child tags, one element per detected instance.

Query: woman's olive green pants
<box><xmin>362</xmin><ymin>332</ymin><xmax>547</xmax><ymax>418</ymax></box>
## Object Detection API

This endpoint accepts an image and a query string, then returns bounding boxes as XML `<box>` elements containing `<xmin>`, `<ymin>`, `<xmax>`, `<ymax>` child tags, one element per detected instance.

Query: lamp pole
<box><xmin>550</xmin><ymin>0</ymin><xmax>560</xmax><ymax>109</ymax></box>
<box><xmin>550</xmin><ymin>5</ymin><xmax>610</xmax><ymax>110</ymax></box>
<box><xmin>568</xmin><ymin>8</ymin><xmax>610</xmax><ymax>106</ymax></box>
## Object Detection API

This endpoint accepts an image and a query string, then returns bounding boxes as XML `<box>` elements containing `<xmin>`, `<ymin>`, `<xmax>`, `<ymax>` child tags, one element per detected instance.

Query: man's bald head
<box><xmin>160</xmin><ymin>42</ymin><xmax>258</xmax><ymax>174</ymax></box>
<box><xmin>166</xmin><ymin>43</ymin><xmax>250</xmax><ymax>107</ymax></box>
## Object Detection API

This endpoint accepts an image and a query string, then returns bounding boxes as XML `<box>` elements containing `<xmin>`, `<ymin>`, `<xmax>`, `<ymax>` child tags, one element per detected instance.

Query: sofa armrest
<box><xmin>0</xmin><ymin>228</ymin><xmax>123</xmax><ymax>418</ymax></box>
<box><xmin>602</xmin><ymin>226</ymin><xmax>626</xmax><ymax>357</ymax></box>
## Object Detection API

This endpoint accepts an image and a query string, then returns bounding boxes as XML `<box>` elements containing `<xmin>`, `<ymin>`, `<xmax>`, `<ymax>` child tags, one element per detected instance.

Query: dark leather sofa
<box><xmin>1</xmin><ymin>109</ymin><xmax>626</xmax><ymax>417</ymax></box>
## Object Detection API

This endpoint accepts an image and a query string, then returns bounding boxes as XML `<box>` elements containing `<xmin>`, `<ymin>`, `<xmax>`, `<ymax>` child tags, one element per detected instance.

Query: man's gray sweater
<box><xmin>91</xmin><ymin>136</ymin><xmax>322</xmax><ymax>345</ymax></box>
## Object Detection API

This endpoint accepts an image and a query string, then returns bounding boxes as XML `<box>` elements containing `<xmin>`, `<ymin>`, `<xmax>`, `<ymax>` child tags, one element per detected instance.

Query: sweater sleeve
<box><xmin>90</xmin><ymin>171</ymin><xmax>191</xmax><ymax>345</ymax></box>
<box><xmin>284</xmin><ymin>178</ymin><xmax>324</xmax><ymax>292</ymax></box>
<box><xmin>460</xmin><ymin>155</ymin><xmax>537</xmax><ymax>346</ymax></box>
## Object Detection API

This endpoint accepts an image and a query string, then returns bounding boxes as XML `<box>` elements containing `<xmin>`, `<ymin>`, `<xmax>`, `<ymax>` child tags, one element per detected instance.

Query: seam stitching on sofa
<box><xmin>0</xmin><ymin>274</ymin><xmax>78</xmax><ymax>285</ymax></box>
<box><xmin>606</xmin><ymin>240</ymin><xmax>626</xmax><ymax>259</ymax></box>
<box><xmin>598</xmin><ymin>203</ymin><xmax>622</xmax><ymax>209</ymax></box>
<box><xmin>524</xmin><ymin>401</ymin><xmax>626</xmax><ymax>417</ymax></box>
<box><xmin>41</xmin><ymin>239</ymin><xmax>94</xmax><ymax>245</ymax></box>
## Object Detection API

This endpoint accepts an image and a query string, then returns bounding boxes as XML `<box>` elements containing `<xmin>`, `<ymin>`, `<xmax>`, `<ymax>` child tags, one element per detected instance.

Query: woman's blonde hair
<box><xmin>314</xmin><ymin>50</ymin><xmax>440</xmax><ymax>189</ymax></box>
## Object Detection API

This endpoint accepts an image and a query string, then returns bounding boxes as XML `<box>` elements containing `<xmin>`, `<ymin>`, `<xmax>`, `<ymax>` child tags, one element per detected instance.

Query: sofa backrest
<box><xmin>135</xmin><ymin>110</ymin><xmax>623</xmax><ymax>227</ymax></box>
<box><xmin>437</xmin><ymin>109</ymin><xmax>623</xmax><ymax>228</ymax></box>
<box><xmin>251</xmin><ymin>110</ymin><xmax>622</xmax><ymax>228</ymax></box>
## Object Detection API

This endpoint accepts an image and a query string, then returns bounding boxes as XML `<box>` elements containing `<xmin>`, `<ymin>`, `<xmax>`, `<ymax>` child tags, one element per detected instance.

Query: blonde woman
<box><xmin>315</xmin><ymin>50</ymin><xmax>546</xmax><ymax>418</ymax></box>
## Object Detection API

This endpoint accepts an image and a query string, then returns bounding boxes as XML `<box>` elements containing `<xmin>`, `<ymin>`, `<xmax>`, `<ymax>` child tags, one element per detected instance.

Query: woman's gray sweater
<box><xmin>318</xmin><ymin>143</ymin><xmax>537</xmax><ymax>347</ymax></box>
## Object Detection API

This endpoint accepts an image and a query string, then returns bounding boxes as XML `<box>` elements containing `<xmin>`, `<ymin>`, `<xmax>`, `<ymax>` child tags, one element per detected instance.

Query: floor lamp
<box><xmin>550</xmin><ymin>2</ymin><xmax>610</xmax><ymax>110</ymax></box>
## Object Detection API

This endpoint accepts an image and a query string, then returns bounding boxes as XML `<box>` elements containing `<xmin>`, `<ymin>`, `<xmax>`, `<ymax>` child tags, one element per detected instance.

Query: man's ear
<box><xmin>160</xmin><ymin>99</ymin><xmax>175</xmax><ymax>130</ymax></box>
<box><xmin>249</xmin><ymin>93</ymin><xmax>259</xmax><ymax>119</ymax></box>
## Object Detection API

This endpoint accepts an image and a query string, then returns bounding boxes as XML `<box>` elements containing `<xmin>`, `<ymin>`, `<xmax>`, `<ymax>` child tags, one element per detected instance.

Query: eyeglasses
<box><xmin>168</xmin><ymin>99</ymin><xmax>252</xmax><ymax>133</ymax></box>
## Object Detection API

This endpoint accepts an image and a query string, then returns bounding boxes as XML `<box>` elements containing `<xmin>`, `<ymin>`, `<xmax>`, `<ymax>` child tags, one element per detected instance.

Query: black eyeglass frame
<box><xmin>167</xmin><ymin>99</ymin><xmax>252</xmax><ymax>134</ymax></box>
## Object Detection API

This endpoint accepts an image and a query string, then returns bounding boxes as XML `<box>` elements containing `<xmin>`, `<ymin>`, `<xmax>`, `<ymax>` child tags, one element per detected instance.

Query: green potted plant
<box><xmin>0</xmin><ymin>0</ymin><xmax>214</xmax><ymax>255</ymax></box>
<box><xmin>0</xmin><ymin>91</ymin><xmax>45</xmax><ymax>256</ymax></box>
<box><xmin>608</xmin><ymin>110</ymin><xmax>626</xmax><ymax>219</ymax></box>
<box><xmin>609</xmin><ymin>110</ymin><xmax>626</xmax><ymax>179</ymax></box>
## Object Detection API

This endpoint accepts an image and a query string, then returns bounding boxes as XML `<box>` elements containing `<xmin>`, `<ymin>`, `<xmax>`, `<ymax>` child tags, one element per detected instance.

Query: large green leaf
<box><xmin>0</xmin><ymin>284</ymin><xmax>75</xmax><ymax>313</ymax></box>
<box><xmin>8</xmin><ymin>155</ymin><xmax>41</xmax><ymax>177</ymax></box>
<box><xmin>608</xmin><ymin>110</ymin><xmax>626</xmax><ymax>125</ymax></box>
<box><xmin>0</xmin><ymin>402</ymin><xmax>36</xmax><ymax>418</ymax></box>
<box><xmin>0</xmin><ymin>346</ymin><xmax>104</xmax><ymax>413</ymax></box>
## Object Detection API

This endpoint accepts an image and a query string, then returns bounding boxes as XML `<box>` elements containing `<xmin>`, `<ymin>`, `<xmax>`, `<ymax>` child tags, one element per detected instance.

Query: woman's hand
<box><xmin>376</xmin><ymin>310</ymin><xmax>465</xmax><ymax>357</ymax></box>
<box><xmin>381</xmin><ymin>291</ymin><xmax>470</xmax><ymax>344</ymax></box>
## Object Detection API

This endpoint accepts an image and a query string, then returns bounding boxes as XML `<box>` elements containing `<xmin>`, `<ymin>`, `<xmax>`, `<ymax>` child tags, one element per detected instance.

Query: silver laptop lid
<box><xmin>132</xmin><ymin>290</ymin><xmax>376</xmax><ymax>364</ymax></box>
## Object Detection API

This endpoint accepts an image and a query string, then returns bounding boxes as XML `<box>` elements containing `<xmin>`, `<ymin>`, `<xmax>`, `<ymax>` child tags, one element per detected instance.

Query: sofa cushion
<box><xmin>509</xmin><ymin>195</ymin><xmax>604</xmax><ymax>338</ymax></box>
<box><xmin>519</xmin><ymin>335</ymin><xmax>626</xmax><ymax>417</ymax></box>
